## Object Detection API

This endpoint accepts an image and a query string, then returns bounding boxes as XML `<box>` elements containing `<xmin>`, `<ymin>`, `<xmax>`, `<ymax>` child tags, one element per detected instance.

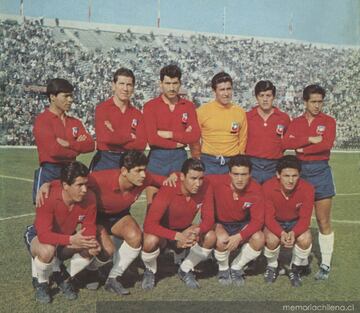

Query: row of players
<box><xmin>28</xmin><ymin>66</ymin><xmax>336</xmax><ymax>303</ymax></box>
<box><xmin>26</xmin><ymin>153</ymin><xmax>314</xmax><ymax>303</ymax></box>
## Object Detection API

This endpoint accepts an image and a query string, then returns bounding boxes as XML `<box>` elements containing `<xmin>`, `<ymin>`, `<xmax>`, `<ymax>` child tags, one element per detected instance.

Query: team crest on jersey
<box><xmin>231</xmin><ymin>122</ymin><xmax>239</xmax><ymax>133</ymax></box>
<box><xmin>295</xmin><ymin>203</ymin><xmax>302</xmax><ymax>210</ymax></box>
<box><xmin>131</xmin><ymin>118</ymin><xmax>138</xmax><ymax>129</ymax></box>
<box><xmin>72</xmin><ymin>127</ymin><xmax>79</xmax><ymax>137</ymax></box>
<box><xmin>78</xmin><ymin>215</ymin><xmax>85</xmax><ymax>222</ymax></box>
<box><xmin>316</xmin><ymin>125</ymin><xmax>326</xmax><ymax>135</ymax></box>
<box><xmin>182</xmin><ymin>113</ymin><xmax>188</xmax><ymax>124</ymax></box>
<box><xmin>243</xmin><ymin>202</ymin><xmax>252</xmax><ymax>210</ymax></box>
<box><xmin>276</xmin><ymin>124</ymin><xmax>285</xmax><ymax>135</ymax></box>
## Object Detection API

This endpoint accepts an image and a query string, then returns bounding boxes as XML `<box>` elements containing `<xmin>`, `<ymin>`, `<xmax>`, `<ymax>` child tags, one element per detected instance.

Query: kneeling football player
<box><xmin>24</xmin><ymin>162</ymin><xmax>114</xmax><ymax>303</ymax></box>
<box><xmin>141</xmin><ymin>158</ymin><xmax>215</xmax><ymax>289</ymax></box>
<box><xmin>208</xmin><ymin>155</ymin><xmax>265</xmax><ymax>286</ymax></box>
<box><xmin>262</xmin><ymin>155</ymin><xmax>314</xmax><ymax>287</ymax></box>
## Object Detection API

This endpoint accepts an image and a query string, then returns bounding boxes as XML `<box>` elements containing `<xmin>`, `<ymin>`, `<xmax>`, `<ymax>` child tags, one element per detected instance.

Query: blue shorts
<box><xmin>200</xmin><ymin>153</ymin><xmax>230</xmax><ymax>175</ymax></box>
<box><xmin>249</xmin><ymin>157</ymin><xmax>277</xmax><ymax>184</ymax></box>
<box><xmin>24</xmin><ymin>225</ymin><xmax>67</xmax><ymax>259</ymax></box>
<box><xmin>24</xmin><ymin>224</ymin><xmax>37</xmax><ymax>254</ymax></box>
<box><xmin>32</xmin><ymin>163</ymin><xmax>62</xmax><ymax>203</ymax></box>
<box><xmin>300</xmin><ymin>160</ymin><xmax>336</xmax><ymax>201</ymax></box>
<box><xmin>219</xmin><ymin>221</ymin><xmax>249</xmax><ymax>236</ymax></box>
<box><xmin>97</xmin><ymin>209</ymin><xmax>131</xmax><ymax>235</ymax></box>
<box><xmin>277</xmin><ymin>219</ymin><xmax>298</xmax><ymax>232</ymax></box>
<box><xmin>90</xmin><ymin>150</ymin><xmax>124</xmax><ymax>172</ymax></box>
<box><xmin>148</xmin><ymin>148</ymin><xmax>187</xmax><ymax>176</ymax></box>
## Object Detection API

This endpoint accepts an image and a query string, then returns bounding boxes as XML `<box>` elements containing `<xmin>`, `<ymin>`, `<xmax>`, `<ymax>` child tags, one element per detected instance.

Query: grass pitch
<box><xmin>0</xmin><ymin>149</ymin><xmax>359</xmax><ymax>313</ymax></box>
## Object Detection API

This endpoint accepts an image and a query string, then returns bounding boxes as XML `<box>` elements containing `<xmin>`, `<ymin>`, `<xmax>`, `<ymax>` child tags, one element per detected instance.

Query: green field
<box><xmin>0</xmin><ymin>149</ymin><xmax>359</xmax><ymax>313</ymax></box>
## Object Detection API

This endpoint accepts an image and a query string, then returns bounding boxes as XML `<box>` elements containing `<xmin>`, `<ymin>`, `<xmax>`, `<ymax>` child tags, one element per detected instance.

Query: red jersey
<box><xmin>262</xmin><ymin>177</ymin><xmax>314</xmax><ymax>237</ymax></box>
<box><xmin>282</xmin><ymin>112</ymin><xmax>336</xmax><ymax>161</ymax></box>
<box><xmin>143</xmin><ymin>95</ymin><xmax>200</xmax><ymax>149</ymax></box>
<box><xmin>34</xmin><ymin>181</ymin><xmax>97</xmax><ymax>246</ymax></box>
<box><xmin>143</xmin><ymin>179</ymin><xmax>214</xmax><ymax>240</ymax></box>
<box><xmin>87</xmin><ymin>169</ymin><xmax>164</xmax><ymax>215</ymax></box>
<box><xmin>207</xmin><ymin>175</ymin><xmax>264</xmax><ymax>241</ymax></box>
<box><xmin>95</xmin><ymin>97</ymin><xmax>147</xmax><ymax>152</ymax></box>
<box><xmin>33</xmin><ymin>109</ymin><xmax>95</xmax><ymax>164</ymax></box>
<box><xmin>246</xmin><ymin>106</ymin><xmax>290</xmax><ymax>159</ymax></box>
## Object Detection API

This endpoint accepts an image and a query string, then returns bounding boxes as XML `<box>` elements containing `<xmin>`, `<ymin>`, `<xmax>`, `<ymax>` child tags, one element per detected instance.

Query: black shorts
<box><xmin>97</xmin><ymin>209</ymin><xmax>131</xmax><ymax>235</ymax></box>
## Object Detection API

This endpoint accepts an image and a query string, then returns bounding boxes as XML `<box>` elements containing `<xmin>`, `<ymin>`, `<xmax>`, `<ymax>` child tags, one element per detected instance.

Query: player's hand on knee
<box><xmin>175</xmin><ymin>231</ymin><xmax>194</xmax><ymax>248</ymax></box>
<box><xmin>88</xmin><ymin>243</ymin><xmax>101</xmax><ymax>256</ymax></box>
<box><xmin>226</xmin><ymin>234</ymin><xmax>242</xmax><ymax>252</ymax></box>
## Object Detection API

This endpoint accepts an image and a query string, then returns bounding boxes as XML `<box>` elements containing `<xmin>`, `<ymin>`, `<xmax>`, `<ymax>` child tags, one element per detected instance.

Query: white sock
<box><xmin>69</xmin><ymin>253</ymin><xmax>92</xmax><ymax>277</ymax></box>
<box><xmin>31</xmin><ymin>257</ymin><xmax>37</xmax><ymax>278</ymax></box>
<box><xmin>141</xmin><ymin>248</ymin><xmax>160</xmax><ymax>273</ymax></box>
<box><xmin>52</xmin><ymin>257</ymin><xmax>62</xmax><ymax>272</ymax></box>
<box><xmin>231</xmin><ymin>243</ymin><xmax>261</xmax><ymax>270</ymax></box>
<box><xmin>86</xmin><ymin>257</ymin><xmax>111</xmax><ymax>271</ymax></box>
<box><xmin>264</xmin><ymin>246</ymin><xmax>280</xmax><ymax>268</ymax></box>
<box><xmin>34</xmin><ymin>257</ymin><xmax>54</xmax><ymax>283</ymax></box>
<box><xmin>180</xmin><ymin>244</ymin><xmax>212</xmax><ymax>273</ymax></box>
<box><xmin>108</xmin><ymin>241</ymin><xmax>141</xmax><ymax>278</ymax></box>
<box><xmin>291</xmin><ymin>244</ymin><xmax>312</xmax><ymax>266</ymax></box>
<box><xmin>214</xmin><ymin>250</ymin><xmax>230</xmax><ymax>271</ymax></box>
<box><xmin>318</xmin><ymin>232</ymin><xmax>334</xmax><ymax>267</ymax></box>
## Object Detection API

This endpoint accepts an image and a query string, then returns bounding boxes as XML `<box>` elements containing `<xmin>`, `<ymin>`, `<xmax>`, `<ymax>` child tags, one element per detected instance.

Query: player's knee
<box><xmin>249</xmin><ymin>231</ymin><xmax>265</xmax><ymax>250</ymax></box>
<box><xmin>143</xmin><ymin>233</ymin><xmax>160</xmax><ymax>252</ymax></box>
<box><xmin>102</xmin><ymin>241</ymin><xmax>115</xmax><ymax>258</ymax></box>
<box><xmin>316</xmin><ymin>218</ymin><xmax>332</xmax><ymax>234</ymax></box>
<box><xmin>215</xmin><ymin>233</ymin><xmax>229</xmax><ymax>251</ymax></box>
<box><xmin>37</xmin><ymin>245</ymin><xmax>56</xmax><ymax>263</ymax></box>
<box><xmin>126</xmin><ymin>231</ymin><xmax>142</xmax><ymax>248</ymax></box>
<box><xmin>265</xmin><ymin>232</ymin><xmax>280</xmax><ymax>249</ymax></box>
<box><xmin>201</xmin><ymin>230</ymin><xmax>216</xmax><ymax>248</ymax></box>
<box><xmin>296</xmin><ymin>230</ymin><xmax>312</xmax><ymax>249</ymax></box>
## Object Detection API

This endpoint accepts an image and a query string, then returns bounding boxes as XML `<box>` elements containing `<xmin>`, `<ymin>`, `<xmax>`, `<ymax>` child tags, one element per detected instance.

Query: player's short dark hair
<box><xmin>228</xmin><ymin>155</ymin><xmax>252</xmax><ymax>173</ymax></box>
<box><xmin>46</xmin><ymin>78</ymin><xmax>74</xmax><ymax>101</ymax></box>
<box><xmin>160</xmin><ymin>64</ymin><xmax>182</xmax><ymax>81</ymax></box>
<box><xmin>120</xmin><ymin>150</ymin><xmax>148</xmax><ymax>170</ymax></box>
<box><xmin>181</xmin><ymin>158</ymin><xmax>205</xmax><ymax>175</ymax></box>
<box><xmin>60</xmin><ymin>161</ymin><xmax>89</xmax><ymax>185</ymax></box>
<box><xmin>211</xmin><ymin>72</ymin><xmax>233</xmax><ymax>90</ymax></box>
<box><xmin>303</xmin><ymin>84</ymin><xmax>325</xmax><ymax>101</ymax></box>
<box><xmin>113</xmin><ymin>67</ymin><xmax>135</xmax><ymax>85</ymax></box>
<box><xmin>276</xmin><ymin>155</ymin><xmax>301</xmax><ymax>174</ymax></box>
<box><xmin>255</xmin><ymin>80</ymin><xmax>276</xmax><ymax>97</ymax></box>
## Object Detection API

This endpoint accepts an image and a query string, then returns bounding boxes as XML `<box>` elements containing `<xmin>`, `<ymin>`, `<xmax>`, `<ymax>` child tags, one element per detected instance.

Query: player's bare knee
<box><xmin>124</xmin><ymin>227</ymin><xmax>143</xmax><ymax>248</ymax></box>
<box><xmin>201</xmin><ymin>230</ymin><xmax>216</xmax><ymax>249</ymax></box>
<box><xmin>317</xmin><ymin>219</ymin><xmax>332</xmax><ymax>234</ymax></box>
<box><xmin>296</xmin><ymin>230</ymin><xmax>312</xmax><ymax>249</ymax></box>
<box><xmin>215</xmin><ymin>233</ymin><xmax>229</xmax><ymax>250</ymax></box>
<box><xmin>103</xmin><ymin>242</ymin><xmax>115</xmax><ymax>257</ymax></box>
<box><xmin>265</xmin><ymin>233</ymin><xmax>280</xmax><ymax>250</ymax></box>
<box><xmin>249</xmin><ymin>231</ymin><xmax>265</xmax><ymax>250</ymax></box>
<box><xmin>37</xmin><ymin>245</ymin><xmax>56</xmax><ymax>263</ymax></box>
<box><xmin>143</xmin><ymin>233</ymin><xmax>160</xmax><ymax>252</ymax></box>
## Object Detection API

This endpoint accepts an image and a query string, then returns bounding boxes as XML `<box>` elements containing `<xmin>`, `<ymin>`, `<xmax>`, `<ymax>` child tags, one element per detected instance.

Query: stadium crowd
<box><xmin>0</xmin><ymin>18</ymin><xmax>359</xmax><ymax>148</ymax></box>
